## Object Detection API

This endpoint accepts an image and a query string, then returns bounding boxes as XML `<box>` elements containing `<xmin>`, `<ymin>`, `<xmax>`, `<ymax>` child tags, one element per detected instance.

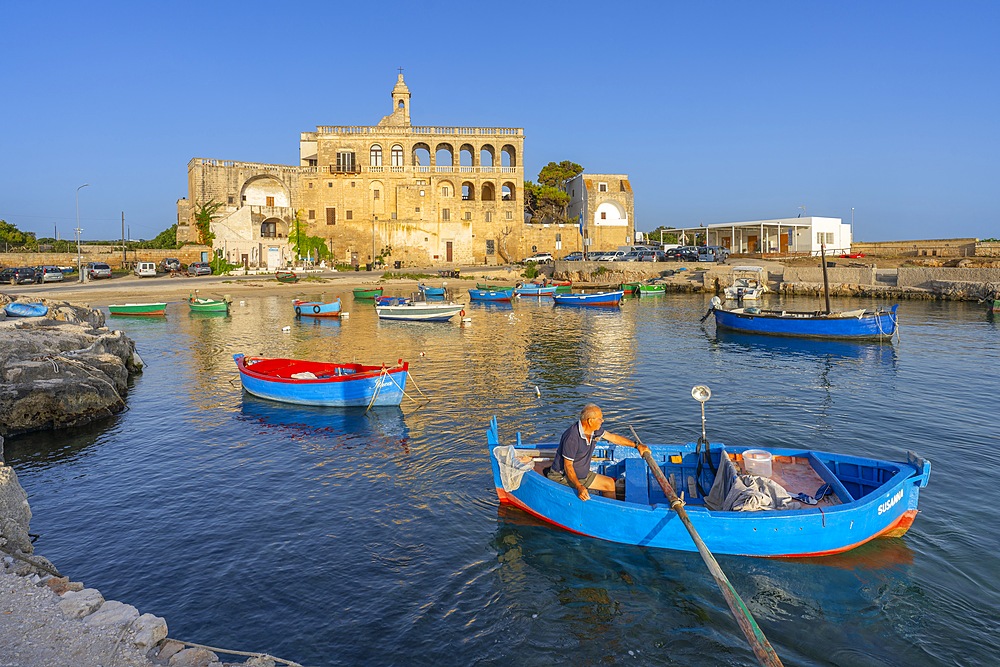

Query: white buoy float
<box><xmin>341</xmin><ymin>312</ymin><xmax>350</xmax><ymax>319</ymax></box>
<box><xmin>281</xmin><ymin>326</ymin><xmax>291</xmax><ymax>333</ymax></box>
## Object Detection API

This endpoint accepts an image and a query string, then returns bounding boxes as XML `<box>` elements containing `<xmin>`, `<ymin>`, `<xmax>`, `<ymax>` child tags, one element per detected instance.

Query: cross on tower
<box><xmin>398</xmin><ymin>66</ymin><xmax>404</xmax><ymax>75</ymax></box>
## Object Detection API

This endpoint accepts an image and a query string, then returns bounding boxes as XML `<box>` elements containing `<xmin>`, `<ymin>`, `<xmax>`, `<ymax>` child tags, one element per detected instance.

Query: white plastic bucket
<box><xmin>743</xmin><ymin>449</ymin><xmax>772</xmax><ymax>477</ymax></box>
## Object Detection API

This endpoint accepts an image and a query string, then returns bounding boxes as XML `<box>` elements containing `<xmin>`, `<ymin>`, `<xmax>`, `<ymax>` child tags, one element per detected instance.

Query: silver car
<box><xmin>86</xmin><ymin>262</ymin><xmax>113</xmax><ymax>279</ymax></box>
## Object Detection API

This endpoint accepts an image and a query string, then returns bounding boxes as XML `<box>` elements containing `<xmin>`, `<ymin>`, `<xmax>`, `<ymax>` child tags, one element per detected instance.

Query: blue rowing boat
<box><xmin>552</xmin><ymin>290</ymin><xmax>624</xmax><ymax>307</ymax></box>
<box><xmin>3</xmin><ymin>302</ymin><xmax>48</xmax><ymax>318</ymax></box>
<box><xmin>710</xmin><ymin>298</ymin><xmax>898</xmax><ymax>339</ymax></box>
<box><xmin>233</xmin><ymin>354</ymin><xmax>408</xmax><ymax>407</ymax></box>
<box><xmin>418</xmin><ymin>284</ymin><xmax>446</xmax><ymax>297</ymax></box>
<box><xmin>514</xmin><ymin>284</ymin><xmax>557</xmax><ymax>297</ymax></box>
<box><xmin>487</xmin><ymin>413</ymin><xmax>931</xmax><ymax>557</ymax></box>
<box><xmin>469</xmin><ymin>288</ymin><xmax>514</xmax><ymax>302</ymax></box>
<box><xmin>293</xmin><ymin>297</ymin><xmax>342</xmax><ymax>318</ymax></box>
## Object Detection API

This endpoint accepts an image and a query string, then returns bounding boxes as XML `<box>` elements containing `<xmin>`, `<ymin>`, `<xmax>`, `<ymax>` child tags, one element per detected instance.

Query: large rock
<box><xmin>0</xmin><ymin>297</ymin><xmax>142</xmax><ymax>437</ymax></box>
<box><xmin>58</xmin><ymin>588</ymin><xmax>105</xmax><ymax>618</ymax></box>
<box><xmin>0</xmin><ymin>462</ymin><xmax>32</xmax><ymax>555</ymax></box>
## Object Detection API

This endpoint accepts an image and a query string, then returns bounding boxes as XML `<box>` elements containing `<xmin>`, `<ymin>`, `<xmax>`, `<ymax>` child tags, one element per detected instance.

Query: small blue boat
<box><xmin>293</xmin><ymin>298</ymin><xmax>342</xmax><ymax>318</ymax></box>
<box><xmin>418</xmin><ymin>283</ymin><xmax>447</xmax><ymax>298</ymax></box>
<box><xmin>233</xmin><ymin>354</ymin><xmax>408</xmax><ymax>407</ymax></box>
<box><xmin>514</xmin><ymin>284</ymin><xmax>557</xmax><ymax>297</ymax></box>
<box><xmin>3</xmin><ymin>302</ymin><xmax>48</xmax><ymax>318</ymax></box>
<box><xmin>552</xmin><ymin>290</ymin><xmax>624</xmax><ymax>307</ymax></box>
<box><xmin>487</xmin><ymin>413</ymin><xmax>931</xmax><ymax>557</ymax></box>
<box><xmin>710</xmin><ymin>298</ymin><xmax>898</xmax><ymax>339</ymax></box>
<box><xmin>469</xmin><ymin>288</ymin><xmax>514</xmax><ymax>302</ymax></box>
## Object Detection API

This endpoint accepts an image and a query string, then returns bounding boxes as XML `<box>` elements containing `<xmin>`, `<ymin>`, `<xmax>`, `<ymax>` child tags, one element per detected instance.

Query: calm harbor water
<box><xmin>6</xmin><ymin>290</ymin><xmax>999</xmax><ymax>666</ymax></box>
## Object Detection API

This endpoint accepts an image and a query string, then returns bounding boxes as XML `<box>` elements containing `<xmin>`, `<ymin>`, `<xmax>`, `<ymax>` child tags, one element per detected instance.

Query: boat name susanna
<box><xmin>878</xmin><ymin>488</ymin><xmax>905</xmax><ymax>515</ymax></box>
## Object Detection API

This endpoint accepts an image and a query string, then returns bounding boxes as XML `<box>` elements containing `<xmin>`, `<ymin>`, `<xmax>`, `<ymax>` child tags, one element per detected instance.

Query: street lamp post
<box><xmin>75</xmin><ymin>184</ymin><xmax>90</xmax><ymax>282</ymax></box>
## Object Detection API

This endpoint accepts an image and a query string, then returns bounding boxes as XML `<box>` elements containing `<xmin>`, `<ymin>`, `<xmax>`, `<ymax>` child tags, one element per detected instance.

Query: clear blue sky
<box><xmin>2</xmin><ymin>1</ymin><xmax>997</xmax><ymax>242</ymax></box>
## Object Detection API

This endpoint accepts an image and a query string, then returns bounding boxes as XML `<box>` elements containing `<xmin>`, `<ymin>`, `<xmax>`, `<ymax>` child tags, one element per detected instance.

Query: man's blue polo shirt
<box><xmin>551</xmin><ymin>421</ymin><xmax>605</xmax><ymax>480</ymax></box>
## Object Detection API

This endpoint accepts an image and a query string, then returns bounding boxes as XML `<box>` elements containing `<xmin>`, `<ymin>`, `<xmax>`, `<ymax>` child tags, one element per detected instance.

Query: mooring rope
<box><xmin>163</xmin><ymin>638</ymin><xmax>305</xmax><ymax>666</ymax></box>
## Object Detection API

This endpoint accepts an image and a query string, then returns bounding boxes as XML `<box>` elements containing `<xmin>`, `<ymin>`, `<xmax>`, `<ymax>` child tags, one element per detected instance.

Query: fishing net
<box><xmin>493</xmin><ymin>446</ymin><xmax>535</xmax><ymax>492</ymax></box>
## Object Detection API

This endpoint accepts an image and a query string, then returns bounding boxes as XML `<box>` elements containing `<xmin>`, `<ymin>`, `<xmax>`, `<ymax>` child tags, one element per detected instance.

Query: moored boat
<box><xmin>275</xmin><ymin>270</ymin><xmax>299</xmax><ymax>284</ymax></box>
<box><xmin>476</xmin><ymin>282</ymin><xmax>516</xmax><ymax>291</ymax></box>
<box><xmin>375</xmin><ymin>301</ymin><xmax>465</xmax><ymax>321</ymax></box>
<box><xmin>353</xmin><ymin>286</ymin><xmax>384</xmax><ymax>299</ymax></box>
<box><xmin>468</xmin><ymin>288</ymin><xmax>514</xmax><ymax>302</ymax></box>
<box><xmin>513</xmin><ymin>284</ymin><xmax>557</xmax><ymax>297</ymax></box>
<box><xmin>108</xmin><ymin>302</ymin><xmax>167</xmax><ymax>317</ymax></box>
<box><xmin>724</xmin><ymin>266</ymin><xmax>769</xmax><ymax>301</ymax></box>
<box><xmin>486</xmin><ymin>388</ymin><xmax>931</xmax><ymax>557</ymax></box>
<box><xmin>636</xmin><ymin>283</ymin><xmax>665</xmax><ymax>296</ymax></box>
<box><xmin>4</xmin><ymin>302</ymin><xmax>49</xmax><ymax>318</ymax></box>
<box><xmin>709</xmin><ymin>297</ymin><xmax>899</xmax><ymax>339</ymax></box>
<box><xmin>188</xmin><ymin>293</ymin><xmax>231</xmax><ymax>314</ymax></box>
<box><xmin>552</xmin><ymin>290</ymin><xmax>624</xmax><ymax>307</ymax></box>
<box><xmin>293</xmin><ymin>297</ymin><xmax>342</xmax><ymax>318</ymax></box>
<box><xmin>233</xmin><ymin>353</ymin><xmax>408</xmax><ymax>407</ymax></box>
<box><xmin>418</xmin><ymin>283</ymin><xmax>446</xmax><ymax>297</ymax></box>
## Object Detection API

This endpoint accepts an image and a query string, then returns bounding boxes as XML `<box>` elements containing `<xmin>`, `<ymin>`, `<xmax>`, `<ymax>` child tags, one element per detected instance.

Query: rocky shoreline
<box><xmin>0</xmin><ymin>296</ymin><xmax>296</xmax><ymax>667</ymax></box>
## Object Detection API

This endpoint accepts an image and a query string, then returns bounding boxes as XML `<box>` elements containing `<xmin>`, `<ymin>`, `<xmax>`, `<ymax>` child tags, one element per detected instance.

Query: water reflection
<box><xmin>237</xmin><ymin>394</ymin><xmax>409</xmax><ymax>453</ymax></box>
<box><xmin>711</xmin><ymin>329</ymin><xmax>898</xmax><ymax>365</ymax></box>
<box><xmin>4</xmin><ymin>416</ymin><xmax>121</xmax><ymax>471</ymax></box>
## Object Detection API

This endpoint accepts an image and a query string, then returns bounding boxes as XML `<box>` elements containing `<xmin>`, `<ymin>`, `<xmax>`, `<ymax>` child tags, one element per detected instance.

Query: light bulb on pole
<box><xmin>76</xmin><ymin>184</ymin><xmax>90</xmax><ymax>282</ymax></box>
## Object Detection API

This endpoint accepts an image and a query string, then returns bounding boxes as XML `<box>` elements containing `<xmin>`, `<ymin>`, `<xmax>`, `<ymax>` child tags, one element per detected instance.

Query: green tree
<box><xmin>289</xmin><ymin>212</ymin><xmax>331</xmax><ymax>262</ymax></box>
<box><xmin>537</xmin><ymin>160</ymin><xmax>584</xmax><ymax>189</ymax></box>
<box><xmin>147</xmin><ymin>225</ymin><xmax>180</xmax><ymax>249</ymax></box>
<box><xmin>194</xmin><ymin>201</ymin><xmax>223</xmax><ymax>246</ymax></box>
<box><xmin>0</xmin><ymin>220</ymin><xmax>37</xmax><ymax>249</ymax></box>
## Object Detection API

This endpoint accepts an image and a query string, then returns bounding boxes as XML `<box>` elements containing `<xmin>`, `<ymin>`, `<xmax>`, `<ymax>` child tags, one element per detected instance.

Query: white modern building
<box><xmin>667</xmin><ymin>216</ymin><xmax>851</xmax><ymax>255</ymax></box>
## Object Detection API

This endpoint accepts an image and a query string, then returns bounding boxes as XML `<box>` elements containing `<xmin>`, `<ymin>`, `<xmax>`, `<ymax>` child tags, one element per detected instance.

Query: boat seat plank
<box><xmin>761</xmin><ymin>454</ymin><xmax>845</xmax><ymax>506</ymax></box>
<box><xmin>624</xmin><ymin>457</ymin><xmax>650</xmax><ymax>504</ymax></box>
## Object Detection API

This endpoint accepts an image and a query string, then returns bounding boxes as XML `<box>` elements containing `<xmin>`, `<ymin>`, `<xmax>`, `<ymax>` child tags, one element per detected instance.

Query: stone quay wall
<box><xmin>0</xmin><ymin>246</ymin><xmax>212</xmax><ymax>271</ymax></box>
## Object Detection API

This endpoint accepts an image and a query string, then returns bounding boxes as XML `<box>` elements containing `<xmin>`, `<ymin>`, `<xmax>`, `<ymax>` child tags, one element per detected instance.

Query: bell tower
<box><xmin>379</xmin><ymin>71</ymin><xmax>411</xmax><ymax>126</ymax></box>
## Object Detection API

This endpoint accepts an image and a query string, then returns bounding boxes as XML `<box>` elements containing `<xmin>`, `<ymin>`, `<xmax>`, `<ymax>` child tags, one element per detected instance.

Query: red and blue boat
<box><xmin>233</xmin><ymin>354</ymin><xmax>408</xmax><ymax>407</ymax></box>
<box><xmin>552</xmin><ymin>290</ymin><xmax>624</xmax><ymax>307</ymax></box>
<box><xmin>487</xmin><ymin>408</ymin><xmax>931</xmax><ymax>558</ymax></box>
<box><xmin>710</xmin><ymin>297</ymin><xmax>899</xmax><ymax>340</ymax></box>
<box><xmin>293</xmin><ymin>297</ymin><xmax>342</xmax><ymax>318</ymax></box>
<box><xmin>469</xmin><ymin>287</ymin><xmax>514</xmax><ymax>302</ymax></box>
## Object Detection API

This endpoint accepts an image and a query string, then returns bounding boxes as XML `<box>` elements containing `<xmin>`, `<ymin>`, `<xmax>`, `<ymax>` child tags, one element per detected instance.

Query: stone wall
<box><xmin>897</xmin><ymin>266</ymin><xmax>1000</xmax><ymax>288</ymax></box>
<box><xmin>851</xmin><ymin>238</ymin><xmax>978</xmax><ymax>257</ymax></box>
<box><xmin>0</xmin><ymin>247</ymin><xmax>212</xmax><ymax>271</ymax></box>
<box><xmin>782</xmin><ymin>266</ymin><xmax>877</xmax><ymax>285</ymax></box>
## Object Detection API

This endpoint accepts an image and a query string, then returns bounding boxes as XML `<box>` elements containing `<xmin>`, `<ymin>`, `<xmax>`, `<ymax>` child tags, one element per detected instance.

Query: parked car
<box><xmin>134</xmin><ymin>262</ymin><xmax>157</xmax><ymax>277</ymax></box>
<box><xmin>0</xmin><ymin>267</ymin><xmax>38</xmax><ymax>285</ymax></box>
<box><xmin>523</xmin><ymin>253</ymin><xmax>553</xmax><ymax>264</ymax></box>
<box><xmin>36</xmin><ymin>265</ymin><xmax>65</xmax><ymax>283</ymax></box>
<box><xmin>664</xmin><ymin>247</ymin><xmax>699</xmax><ymax>262</ymax></box>
<box><xmin>187</xmin><ymin>261</ymin><xmax>212</xmax><ymax>276</ymax></box>
<box><xmin>86</xmin><ymin>262</ymin><xmax>113</xmax><ymax>279</ymax></box>
<box><xmin>160</xmin><ymin>257</ymin><xmax>182</xmax><ymax>273</ymax></box>
<box><xmin>614</xmin><ymin>251</ymin><xmax>642</xmax><ymax>261</ymax></box>
<box><xmin>638</xmin><ymin>250</ymin><xmax>667</xmax><ymax>262</ymax></box>
<box><xmin>561</xmin><ymin>252</ymin><xmax>584</xmax><ymax>261</ymax></box>
<box><xmin>603</xmin><ymin>250</ymin><xmax>628</xmax><ymax>261</ymax></box>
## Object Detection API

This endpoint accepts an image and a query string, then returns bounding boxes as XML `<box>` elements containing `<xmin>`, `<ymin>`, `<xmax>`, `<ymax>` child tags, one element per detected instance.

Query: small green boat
<box><xmin>620</xmin><ymin>281</ymin><xmax>641</xmax><ymax>294</ymax></box>
<box><xmin>555</xmin><ymin>284</ymin><xmax>572</xmax><ymax>293</ymax></box>
<box><xmin>108</xmin><ymin>302</ymin><xmax>167</xmax><ymax>317</ymax></box>
<box><xmin>353</xmin><ymin>286</ymin><xmax>383</xmax><ymax>299</ymax></box>
<box><xmin>476</xmin><ymin>283</ymin><xmax>516</xmax><ymax>290</ymax></box>
<box><xmin>188</xmin><ymin>294</ymin><xmax>231</xmax><ymax>313</ymax></box>
<box><xmin>636</xmin><ymin>283</ymin><xmax>666</xmax><ymax>296</ymax></box>
<box><xmin>276</xmin><ymin>270</ymin><xmax>299</xmax><ymax>284</ymax></box>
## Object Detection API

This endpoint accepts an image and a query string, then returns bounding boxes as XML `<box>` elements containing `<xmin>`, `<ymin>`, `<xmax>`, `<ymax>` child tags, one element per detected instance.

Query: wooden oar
<box><xmin>629</xmin><ymin>426</ymin><xmax>784</xmax><ymax>667</ymax></box>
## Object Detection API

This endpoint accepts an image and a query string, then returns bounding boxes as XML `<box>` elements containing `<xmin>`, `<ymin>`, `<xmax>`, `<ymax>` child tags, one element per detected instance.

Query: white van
<box><xmin>135</xmin><ymin>262</ymin><xmax>157</xmax><ymax>277</ymax></box>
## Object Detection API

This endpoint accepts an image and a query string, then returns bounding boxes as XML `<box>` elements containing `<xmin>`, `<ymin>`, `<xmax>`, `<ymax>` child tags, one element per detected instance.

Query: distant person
<box><xmin>547</xmin><ymin>404</ymin><xmax>650</xmax><ymax>501</ymax></box>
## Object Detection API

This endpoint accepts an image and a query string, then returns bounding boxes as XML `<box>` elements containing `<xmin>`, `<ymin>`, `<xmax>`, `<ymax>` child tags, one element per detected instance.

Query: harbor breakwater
<box><xmin>552</xmin><ymin>262</ymin><xmax>1000</xmax><ymax>301</ymax></box>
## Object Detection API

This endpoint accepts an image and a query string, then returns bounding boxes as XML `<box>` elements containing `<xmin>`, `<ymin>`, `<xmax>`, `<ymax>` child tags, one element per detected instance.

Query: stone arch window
<box><xmin>462</xmin><ymin>181</ymin><xmax>475</xmax><ymax>201</ymax></box>
<box><xmin>480</xmin><ymin>145</ymin><xmax>496</xmax><ymax>170</ymax></box>
<box><xmin>439</xmin><ymin>180</ymin><xmax>455</xmax><ymax>198</ymax></box>
<box><xmin>435</xmin><ymin>143</ymin><xmax>454</xmax><ymax>172</ymax></box>
<box><xmin>390</xmin><ymin>144</ymin><xmax>404</xmax><ymax>168</ymax></box>
<box><xmin>459</xmin><ymin>144</ymin><xmax>475</xmax><ymax>171</ymax></box>
<box><xmin>501</xmin><ymin>182</ymin><xmax>516</xmax><ymax>201</ymax></box>
<box><xmin>500</xmin><ymin>145</ymin><xmax>517</xmax><ymax>169</ymax></box>
<box><xmin>370</xmin><ymin>144</ymin><xmax>383</xmax><ymax>167</ymax></box>
<box><xmin>413</xmin><ymin>143</ymin><xmax>431</xmax><ymax>171</ymax></box>
<box><xmin>261</xmin><ymin>221</ymin><xmax>277</xmax><ymax>238</ymax></box>
<box><xmin>241</xmin><ymin>175</ymin><xmax>289</xmax><ymax>208</ymax></box>
<box><xmin>481</xmin><ymin>182</ymin><xmax>496</xmax><ymax>201</ymax></box>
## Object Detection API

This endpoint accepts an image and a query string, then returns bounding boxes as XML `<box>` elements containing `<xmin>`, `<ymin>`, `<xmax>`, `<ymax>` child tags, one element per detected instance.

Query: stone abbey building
<box><xmin>177</xmin><ymin>74</ymin><xmax>633</xmax><ymax>269</ymax></box>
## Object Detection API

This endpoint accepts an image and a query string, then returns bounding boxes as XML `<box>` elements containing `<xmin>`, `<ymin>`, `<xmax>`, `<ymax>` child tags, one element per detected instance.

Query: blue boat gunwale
<box><xmin>234</xmin><ymin>353</ymin><xmax>407</xmax><ymax>385</ymax></box>
<box><xmin>486</xmin><ymin>416</ymin><xmax>931</xmax><ymax>557</ymax></box>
